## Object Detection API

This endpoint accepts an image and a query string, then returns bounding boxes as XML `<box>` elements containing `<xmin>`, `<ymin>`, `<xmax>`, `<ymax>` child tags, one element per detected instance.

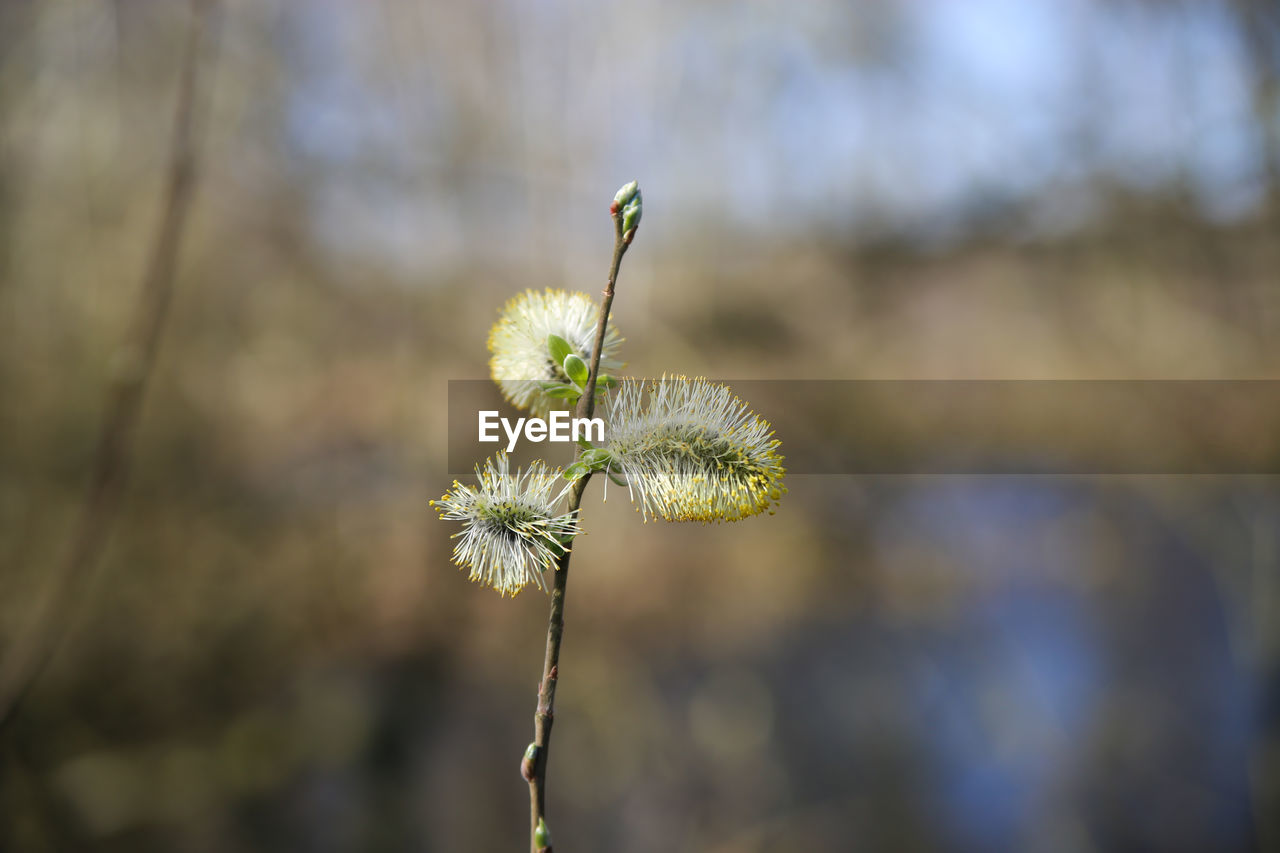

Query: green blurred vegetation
<box><xmin>1</xmin><ymin>1</ymin><xmax>1279</xmax><ymax>851</ymax></box>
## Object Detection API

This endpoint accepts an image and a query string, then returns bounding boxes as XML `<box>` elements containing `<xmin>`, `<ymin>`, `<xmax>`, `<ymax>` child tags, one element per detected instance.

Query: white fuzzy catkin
<box><xmin>488</xmin><ymin>289</ymin><xmax>623</xmax><ymax>418</ymax></box>
<box><xmin>432</xmin><ymin>453</ymin><xmax>579</xmax><ymax>596</ymax></box>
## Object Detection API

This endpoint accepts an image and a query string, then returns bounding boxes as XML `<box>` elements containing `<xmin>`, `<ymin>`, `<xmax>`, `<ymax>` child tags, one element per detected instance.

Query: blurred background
<box><xmin>2</xmin><ymin>0</ymin><xmax>1279</xmax><ymax>850</ymax></box>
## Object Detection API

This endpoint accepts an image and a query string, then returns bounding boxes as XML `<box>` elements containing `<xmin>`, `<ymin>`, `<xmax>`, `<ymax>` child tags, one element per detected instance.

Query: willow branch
<box><xmin>0</xmin><ymin>0</ymin><xmax>219</xmax><ymax>733</ymax></box>
<box><xmin>574</xmin><ymin>210</ymin><xmax>628</xmax><ymax>423</ymax></box>
<box><xmin>526</xmin><ymin>198</ymin><xmax>633</xmax><ymax>852</ymax></box>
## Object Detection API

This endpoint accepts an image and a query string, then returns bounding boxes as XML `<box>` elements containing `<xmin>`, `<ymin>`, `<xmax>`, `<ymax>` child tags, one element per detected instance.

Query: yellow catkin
<box><xmin>605</xmin><ymin>376</ymin><xmax>785</xmax><ymax>523</ymax></box>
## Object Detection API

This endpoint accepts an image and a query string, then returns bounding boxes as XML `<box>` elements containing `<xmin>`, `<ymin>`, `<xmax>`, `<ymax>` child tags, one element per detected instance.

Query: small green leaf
<box><xmin>563</xmin><ymin>354</ymin><xmax>589</xmax><ymax>388</ymax></box>
<box><xmin>613</xmin><ymin>180</ymin><xmax>639</xmax><ymax>207</ymax></box>
<box><xmin>599</xmin><ymin>374</ymin><xmax>619</xmax><ymax>389</ymax></box>
<box><xmin>546</xmin><ymin>334</ymin><xmax>573</xmax><ymax>367</ymax></box>
<box><xmin>622</xmin><ymin>196</ymin><xmax>641</xmax><ymax>234</ymax></box>
<box><xmin>607</xmin><ymin>470</ymin><xmax>628</xmax><ymax>487</ymax></box>
<box><xmin>576</xmin><ymin>437</ymin><xmax>594</xmax><ymax>450</ymax></box>
<box><xmin>544</xmin><ymin>384</ymin><xmax>581</xmax><ymax>400</ymax></box>
<box><xmin>563</xmin><ymin>462</ymin><xmax>590</xmax><ymax>481</ymax></box>
<box><xmin>535</xmin><ymin>817</ymin><xmax>552</xmax><ymax>850</ymax></box>
<box><xmin>580</xmin><ymin>448</ymin><xmax>612</xmax><ymax>469</ymax></box>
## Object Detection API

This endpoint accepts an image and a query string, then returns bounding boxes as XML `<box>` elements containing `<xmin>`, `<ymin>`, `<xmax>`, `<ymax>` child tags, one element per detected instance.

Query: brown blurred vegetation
<box><xmin>1</xmin><ymin>1</ymin><xmax>1279</xmax><ymax>851</ymax></box>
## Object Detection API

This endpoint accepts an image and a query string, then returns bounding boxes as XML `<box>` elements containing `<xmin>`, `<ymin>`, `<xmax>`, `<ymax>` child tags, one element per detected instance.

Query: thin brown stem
<box><xmin>0</xmin><ymin>0</ymin><xmax>219</xmax><ymax>734</ymax></box>
<box><xmin>574</xmin><ymin>211</ymin><xmax>628</xmax><ymax>423</ymax></box>
<box><xmin>527</xmin><ymin>200</ymin><xmax>633</xmax><ymax>852</ymax></box>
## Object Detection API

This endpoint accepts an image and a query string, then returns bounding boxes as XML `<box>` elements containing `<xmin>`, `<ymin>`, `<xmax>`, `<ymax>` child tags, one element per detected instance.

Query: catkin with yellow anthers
<box><xmin>433</xmin><ymin>453</ymin><xmax>579</xmax><ymax>596</ymax></box>
<box><xmin>487</xmin><ymin>289</ymin><xmax>624</xmax><ymax>418</ymax></box>
<box><xmin>604</xmin><ymin>376</ymin><xmax>786</xmax><ymax>523</ymax></box>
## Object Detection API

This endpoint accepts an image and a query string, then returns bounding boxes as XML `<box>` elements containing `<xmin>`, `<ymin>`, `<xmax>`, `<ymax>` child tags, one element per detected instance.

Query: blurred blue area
<box><xmin>879</xmin><ymin>482</ymin><xmax>1257</xmax><ymax>850</ymax></box>
<box><xmin>279</xmin><ymin>0</ymin><xmax>1273</xmax><ymax>264</ymax></box>
<box><xmin>748</xmin><ymin>480</ymin><xmax>1264</xmax><ymax>850</ymax></box>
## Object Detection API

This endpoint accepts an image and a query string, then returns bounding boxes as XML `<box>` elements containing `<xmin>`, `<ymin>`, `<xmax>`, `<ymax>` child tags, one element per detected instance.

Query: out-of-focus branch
<box><xmin>1236</xmin><ymin>0</ymin><xmax>1280</xmax><ymax>197</ymax></box>
<box><xmin>0</xmin><ymin>0</ymin><xmax>220</xmax><ymax>733</ymax></box>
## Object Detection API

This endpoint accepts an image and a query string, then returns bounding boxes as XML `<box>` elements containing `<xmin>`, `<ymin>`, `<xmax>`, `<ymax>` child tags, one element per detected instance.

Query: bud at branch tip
<box><xmin>613</xmin><ymin>180</ymin><xmax>642</xmax><ymax>243</ymax></box>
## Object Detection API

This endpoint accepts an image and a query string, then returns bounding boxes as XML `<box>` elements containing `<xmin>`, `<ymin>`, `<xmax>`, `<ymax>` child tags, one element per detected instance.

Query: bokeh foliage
<box><xmin>1</xmin><ymin>1</ymin><xmax>1278</xmax><ymax>850</ymax></box>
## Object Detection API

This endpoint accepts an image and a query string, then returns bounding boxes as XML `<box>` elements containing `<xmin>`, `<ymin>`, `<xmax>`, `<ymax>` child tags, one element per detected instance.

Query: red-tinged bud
<box><xmin>613</xmin><ymin>181</ymin><xmax>641</xmax><ymax>243</ymax></box>
<box><xmin>613</xmin><ymin>180</ymin><xmax>638</xmax><ymax>208</ymax></box>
